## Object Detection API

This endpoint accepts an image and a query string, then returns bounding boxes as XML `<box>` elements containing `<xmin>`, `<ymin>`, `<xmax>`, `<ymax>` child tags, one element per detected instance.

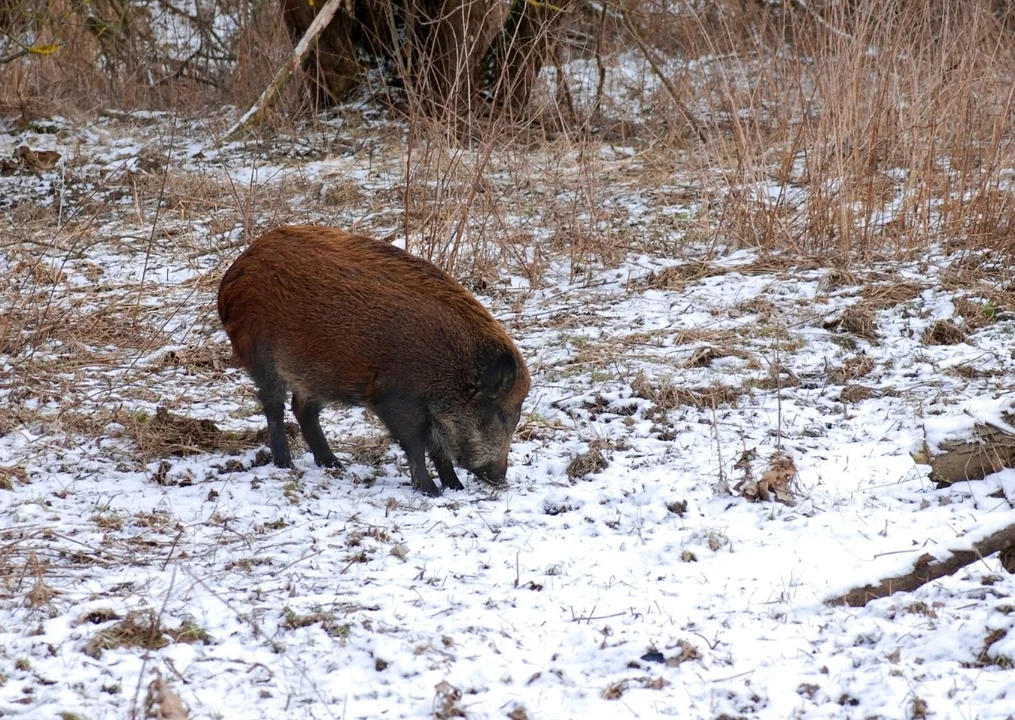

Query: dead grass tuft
<box><xmin>156</xmin><ymin>345</ymin><xmax>233</xmax><ymax>374</ymax></box>
<box><xmin>323</xmin><ymin>180</ymin><xmax>365</xmax><ymax>207</ymax></box>
<box><xmin>632</xmin><ymin>372</ymin><xmax>746</xmax><ymax>410</ymax></box>
<box><xmin>829</xmin><ymin>355</ymin><xmax>876</xmax><ymax>384</ymax></box>
<box><xmin>0</xmin><ymin>465</ymin><xmax>29</xmax><ymax>491</ymax></box>
<box><xmin>122</xmin><ymin>406</ymin><xmax>297</xmax><ymax>460</ymax></box>
<box><xmin>566</xmin><ymin>441</ymin><xmax>611</xmax><ymax>480</ymax></box>
<box><xmin>82</xmin><ymin>610</ymin><xmax>210</xmax><ymax>659</ymax></box>
<box><xmin>734</xmin><ymin>296</ymin><xmax>776</xmax><ymax>320</ymax></box>
<box><xmin>644</xmin><ymin>263</ymin><xmax>726</xmax><ymax>291</ymax></box>
<box><xmin>923</xmin><ymin>320</ymin><xmax>967</xmax><ymax>346</ymax></box>
<box><xmin>339</xmin><ymin>434</ymin><xmax>391</xmax><ymax>466</ymax></box>
<box><xmin>825</xmin><ymin>306</ymin><xmax>879</xmax><ymax>342</ymax></box>
<box><xmin>839</xmin><ymin>385</ymin><xmax>875</xmax><ymax>404</ymax></box>
<box><xmin>952</xmin><ymin>296</ymin><xmax>997</xmax><ymax>331</ymax></box>
<box><xmin>817</xmin><ymin>267</ymin><xmax>861</xmax><ymax>294</ymax></box>
<box><xmin>862</xmin><ymin>281</ymin><xmax>926</xmax><ymax>311</ymax></box>
<box><xmin>282</xmin><ymin>608</ymin><xmax>351</xmax><ymax>640</ymax></box>
<box><xmin>683</xmin><ymin>345</ymin><xmax>752</xmax><ymax>368</ymax></box>
<box><xmin>24</xmin><ymin>552</ymin><xmax>59</xmax><ymax>609</ymax></box>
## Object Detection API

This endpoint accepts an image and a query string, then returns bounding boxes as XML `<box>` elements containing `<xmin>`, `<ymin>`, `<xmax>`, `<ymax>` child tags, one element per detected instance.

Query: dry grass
<box><xmin>923</xmin><ymin>320</ymin><xmax>968</xmax><ymax>346</ymax></box>
<box><xmin>825</xmin><ymin>305</ymin><xmax>879</xmax><ymax>342</ymax></box>
<box><xmin>862</xmin><ymin>281</ymin><xmax>927</xmax><ymax>311</ymax></box>
<box><xmin>81</xmin><ymin>609</ymin><xmax>210</xmax><ymax>659</ymax></box>
<box><xmin>682</xmin><ymin>345</ymin><xmax>753</xmax><ymax>369</ymax></box>
<box><xmin>0</xmin><ymin>464</ymin><xmax>29</xmax><ymax>491</ymax></box>
<box><xmin>566</xmin><ymin>443</ymin><xmax>610</xmax><ymax>480</ymax></box>
<box><xmin>4</xmin><ymin>0</ymin><xmax>1015</xmax><ymax>273</ymax></box>
<box><xmin>631</xmin><ymin>372</ymin><xmax>747</xmax><ymax>410</ymax></box>
<box><xmin>952</xmin><ymin>296</ymin><xmax>997</xmax><ymax>331</ymax></box>
<box><xmin>121</xmin><ymin>406</ymin><xmax>296</xmax><ymax>460</ymax></box>
<box><xmin>829</xmin><ymin>354</ymin><xmax>876</xmax><ymax>384</ymax></box>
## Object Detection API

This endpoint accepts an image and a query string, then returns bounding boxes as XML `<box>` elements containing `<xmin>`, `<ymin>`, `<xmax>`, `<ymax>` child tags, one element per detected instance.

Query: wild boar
<box><xmin>217</xmin><ymin>225</ymin><xmax>530</xmax><ymax>496</ymax></box>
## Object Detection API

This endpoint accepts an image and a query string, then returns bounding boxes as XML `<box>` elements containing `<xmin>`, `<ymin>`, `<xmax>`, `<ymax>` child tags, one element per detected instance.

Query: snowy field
<box><xmin>2</xmin><ymin>112</ymin><xmax>1015</xmax><ymax>720</ymax></box>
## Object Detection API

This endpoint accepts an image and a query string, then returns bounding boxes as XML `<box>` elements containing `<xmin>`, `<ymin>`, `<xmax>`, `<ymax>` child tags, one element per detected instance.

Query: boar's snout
<box><xmin>471</xmin><ymin>455</ymin><xmax>509</xmax><ymax>486</ymax></box>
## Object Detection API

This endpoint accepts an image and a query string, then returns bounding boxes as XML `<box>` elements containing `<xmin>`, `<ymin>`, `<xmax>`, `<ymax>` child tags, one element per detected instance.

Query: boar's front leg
<box><xmin>372</xmin><ymin>393</ymin><xmax>441</xmax><ymax>497</ymax></box>
<box><xmin>291</xmin><ymin>392</ymin><xmax>341</xmax><ymax>468</ymax></box>
<box><xmin>430</xmin><ymin>447</ymin><xmax>464</xmax><ymax>491</ymax></box>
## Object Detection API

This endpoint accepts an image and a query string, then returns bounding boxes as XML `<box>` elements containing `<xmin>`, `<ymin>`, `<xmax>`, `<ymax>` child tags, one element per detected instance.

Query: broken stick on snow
<box><xmin>829</xmin><ymin>520</ymin><xmax>1015</xmax><ymax>607</ymax></box>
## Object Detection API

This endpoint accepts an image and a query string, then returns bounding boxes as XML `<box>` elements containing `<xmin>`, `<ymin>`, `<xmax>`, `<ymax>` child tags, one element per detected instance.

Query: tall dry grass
<box><xmin>4</xmin><ymin>0</ymin><xmax>1015</xmax><ymax>271</ymax></box>
<box><xmin>633</xmin><ymin>0</ymin><xmax>1015</xmax><ymax>265</ymax></box>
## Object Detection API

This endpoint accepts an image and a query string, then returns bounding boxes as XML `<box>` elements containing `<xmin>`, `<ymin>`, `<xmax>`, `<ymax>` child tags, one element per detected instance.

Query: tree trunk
<box><xmin>413</xmin><ymin>0</ymin><xmax>502</xmax><ymax>119</ymax></box>
<box><xmin>483</xmin><ymin>0</ymin><xmax>576</xmax><ymax>116</ymax></box>
<box><xmin>275</xmin><ymin>0</ymin><xmax>570</xmax><ymax>118</ymax></box>
<box><xmin>281</xmin><ymin>0</ymin><xmax>364</xmax><ymax>107</ymax></box>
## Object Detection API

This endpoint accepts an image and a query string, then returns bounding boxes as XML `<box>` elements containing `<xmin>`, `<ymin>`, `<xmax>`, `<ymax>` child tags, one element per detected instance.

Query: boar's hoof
<box><xmin>315</xmin><ymin>453</ymin><xmax>342</xmax><ymax>469</ymax></box>
<box><xmin>443</xmin><ymin>475</ymin><xmax>465</xmax><ymax>491</ymax></box>
<box><xmin>415</xmin><ymin>477</ymin><xmax>442</xmax><ymax>497</ymax></box>
<box><xmin>272</xmin><ymin>452</ymin><xmax>295</xmax><ymax>470</ymax></box>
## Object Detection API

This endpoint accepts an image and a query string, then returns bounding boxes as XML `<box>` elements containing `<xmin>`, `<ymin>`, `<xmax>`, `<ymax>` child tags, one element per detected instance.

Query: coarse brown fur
<box><xmin>217</xmin><ymin>225</ymin><xmax>530</xmax><ymax>496</ymax></box>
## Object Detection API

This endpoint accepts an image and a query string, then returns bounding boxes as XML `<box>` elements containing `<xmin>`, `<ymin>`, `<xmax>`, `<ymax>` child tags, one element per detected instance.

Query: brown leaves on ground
<box><xmin>143</xmin><ymin>675</ymin><xmax>190</xmax><ymax>719</ymax></box>
<box><xmin>975</xmin><ymin>628</ymin><xmax>1010</xmax><ymax>668</ymax></box>
<box><xmin>433</xmin><ymin>680</ymin><xmax>466</xmax><ymax>719</ymax></box>
<box><xmin>735</xmin><ymin>451</ymin><xmax>797</xmax><ymax>505</ymax></box>
<box><xmin>602</xmin><ymin>675</ymin><xmax>670</xmax><ymax>700</ymax></box>
<box><xmin>603</xmin><ymin>640</ymin><xmax>700</xmax><ymax>698</ymax></box>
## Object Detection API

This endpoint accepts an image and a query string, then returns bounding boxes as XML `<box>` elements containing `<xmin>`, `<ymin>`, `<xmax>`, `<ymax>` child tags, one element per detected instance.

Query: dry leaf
<box><xmin>744</xmin><ymin>454</ymin><xmax>797</xmax><ymax>505</ymax></box>
<box><xmin>14</xmin><ymin>145</ymin><xmax>62</xmax><ymax>170</ymax></box>
<box><xmin>602</xmin><ymin>680</ymin><xmax>628</xmax><ymax>700</ymax></box>
<box><xmin>144</xmin><ymin>675</ymin><xmax>189</xmax><ymax>719</ymax></box>
<box><xmin>664</xmin><ymin>639</ymin><xmax>701</xmax><ymax>666</ymax></box>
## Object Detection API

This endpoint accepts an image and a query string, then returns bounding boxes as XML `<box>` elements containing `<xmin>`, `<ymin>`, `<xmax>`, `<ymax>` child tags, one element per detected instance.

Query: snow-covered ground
<box><xmin>2</xmin><ymin>114</ymin><xmax>1015</xmax><ymax>719</ymax></box>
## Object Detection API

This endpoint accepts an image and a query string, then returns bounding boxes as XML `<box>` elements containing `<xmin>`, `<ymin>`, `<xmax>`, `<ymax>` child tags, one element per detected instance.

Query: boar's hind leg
<box><xmin>372</xmin><ymin>394</ymin><xmax>441</xmax><ymax>497</ymax></box>
<box><xmin>430</xmin><ymin>447</ymin><xmax>464</xmax><ymax>491</ymax></box>
<box><xmin>292</xmin><ymin>392</ymin><xmax>341</xmax><ymax>468</ymax></box>
<box><xmin>251</xmin><ymin>348</ymin><xmax>293</xmax><ymax>469</ymax></box>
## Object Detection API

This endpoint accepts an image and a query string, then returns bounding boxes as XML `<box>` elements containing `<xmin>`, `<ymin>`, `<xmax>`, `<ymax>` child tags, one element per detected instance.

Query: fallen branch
<box><xmin>222</xmin><ymin>0</ymin><xmax>343</xmax><ymax>142</ymax></box>
<box><xmin>830</xmin><ymin>520</ymin><xmax>1015</xmax><ymax>607</ymax></box>
<box><xmin>912</xmin><ymin>410</ymin><xmax>1015</xmax><ymax>487</ymax></box>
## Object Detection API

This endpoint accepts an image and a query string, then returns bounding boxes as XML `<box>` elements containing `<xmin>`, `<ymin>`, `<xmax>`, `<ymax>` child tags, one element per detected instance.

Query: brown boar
<box><xmin>217</xmin><ymin>225</ymin><xmax>530</xmax><ymax>497</ymax></box>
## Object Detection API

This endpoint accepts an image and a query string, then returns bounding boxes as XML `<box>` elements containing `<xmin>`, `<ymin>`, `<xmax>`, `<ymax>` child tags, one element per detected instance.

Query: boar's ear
<box><xmin>478</xmin><ymin>350</ymin><xmax>518</xmax><ymax>399</ymax></box>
